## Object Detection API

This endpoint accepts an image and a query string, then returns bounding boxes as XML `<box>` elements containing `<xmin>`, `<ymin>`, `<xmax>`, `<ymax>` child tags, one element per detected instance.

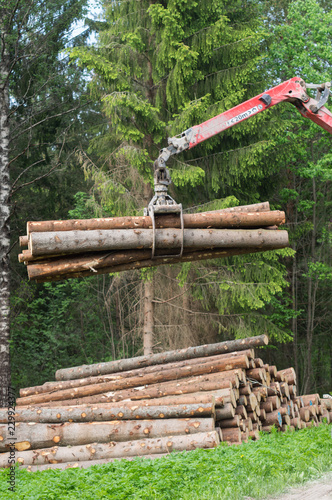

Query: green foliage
<box><xmin>65</xmin><ymin>0</ymin><xmax>298</xmax><ymax>344</ymax></box>
<box><xmin>1</xmin><ymin>426</ymin><xmax>331</xmax><ymax>499</ymax></box>
<box><xmin>68</xmin><ymin>192</ymin><xmax>96</xmax><ymax>219</ymax></box>
<box><xmin>68</xmin><ymin>0</ymin><xmax>271</xmax><ymax>207</ymax></box>
<box><xmin>303</xmin><ymin>262</ymin><xmax>332</xmax><ymax>281</ymax></box>
<box><xmin>10</xmin><ymin>279</ymin><xmax>106</xmax><ymax>390</ymax></box>
<box><xmin>265</xmin><ymin>0</ymin><xmax>332</xmax><ymax>393</ymax></box>
<box><xmin>268</xmin><ymin>0</ymin><xmax>332</xmax><ymax>82</ymax></box>
<box><xmin>6</xmin><ymin>0</ymin><xmax>101</xmax><ymax>395</ymax></box>
<box><xmin>181</xmin><ymin>248</ymin><xmax>295</xmax><ymax>342</ymax></box>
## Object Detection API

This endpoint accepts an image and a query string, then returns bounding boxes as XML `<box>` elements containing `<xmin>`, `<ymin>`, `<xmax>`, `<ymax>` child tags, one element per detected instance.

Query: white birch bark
<box><xmin>0</xmin><ymin>10</ymin><xmax>12</xmax><ymax>407</ymax></box>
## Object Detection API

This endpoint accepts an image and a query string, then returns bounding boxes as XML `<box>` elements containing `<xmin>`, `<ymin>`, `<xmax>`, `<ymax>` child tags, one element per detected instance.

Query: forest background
<box><xmin>1</xmin><ymin>0</ymin><xmax>331</xmax><ymax>407</ymax></box>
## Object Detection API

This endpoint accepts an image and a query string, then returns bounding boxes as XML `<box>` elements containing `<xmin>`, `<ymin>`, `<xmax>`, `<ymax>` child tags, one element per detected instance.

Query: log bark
<box><xmin>18</xmin><ymin>392</ymin><xmax>224</xmax><ymax>409</ymax></box>
<box><xmin>18</xmin><ymin>355</ymin><xmax>249</xmax><ymax>405</ymax></box>
<box><xmin>248</xmin><ymin>429</ymin><xmax>259</xmax><ymax>440</ymax></box>
<box><xmin>55</xmin><ymin>335</ymin><xmax>269</xmax><ymax>381</ymax></box>
<box><xmin>0</xmin><ymin>417</ymin><xmax>215</xmax><ymax>452</ymax></box>
<box><xmin>17</xmin><ymin>393</ymin><xmax>222</xmax><ymax>411</ymax></box>
<box><xmin>214</xmin><ymin>403</ymin><xmax>235</xmax><ymax>421</ymax></box>
<box><xmin>235</xmin><ymin>405</ymin><xmax>247</xmax><ymax>419</ymax></box>
<box><xmin>280</xmin><ymin>382</ymin><xmax>290</xmax><ymax>399</ymax></box>
<box><xmin>28</xmin><ymin>228</ymin><xmax>289</xmax><ymax>257</ymax></box>
<box><xmin>26</xmin><ymin>247</ymin><xmax>276</xmax><ymax>282</ymax></box>
<box><xmin>242</xmin><ymin>419</ymin><xmax>253</xmax><ymax>432</ymax></box>
<box><xmin>184</xmin><ymin>388</ymin><xmax>238</xmax><ymax>408</ymax></box>
<box><xmin>260</xmin><ymin>401</ymin><xmax>273</xmax><ymax>413</ymax></box>
<box><xmin>290</xmin><ymin>417</ymin><xmax>301</xmax><ymax>428</ymax></box>
<box><xmin>0</xmin><ymin>431</ymin><xmax>220</xmax><ymax>467</ymax></box>
<box><xmin>268</xmin><ymin>382</ymin><xmax>281</xmax><ymax>396</ymax></box>
<box><xmin>246</xmin><ymin>368</ymin><xmax>266</xmax><ymax>383</ymax></box>
<box><xmin>276</xmin><ymin>368</ymin><xmax>296</xmax><ymax>385</ymax></box>
<box><xmin>16</xmin><ymin>368</ymin><xmax>242</xmax><ymax>406</ymax></box>
<box><xmin>245</xmin><ymin>393</ymin><xmax>258</xmax><ymax>412</ymax></box>
<box><xmin>18</xmin><ymin>372</ymin><xmax>239</xmax><ymax>407</ymax></box>
<box><xmin>25</xmin><ymin>203</ymin><xmax>273</xmax><ymax>234</ymax></box>
<box><xmin>266</xmin><ymin>365</ymin><xmax>277</xmax><ymax>378</ymax></box>
<box><xmin>241</xmin><ymin>429</ymin><xmax>249</xmax><ymax>442</ymax></box>
<box><xmin>218</xmin><ymin>415</ymin><xmax>240</xmax><ymax>428</ymax></box>
<box><xmin>238</xmin><ymin>395</ymin><xmax>247</xmax><ymax>406</ymax></box>
<box><xmin>239</xmin><ymin>384</ymin><xmax>251</xmax><ymax>396</ymax></box>
<box><xmin>20</xmin><ymin>349</ymin><xmax>254</xmax><ymax>397</ymax></box>
<box><xmin>282</xmin><ymin>414</ymin><xmax>291</xmax><ymax>426</ymax></box>
<box><xmin>322</xmin><ymin>399</ymin><xmax>332</xmax><ymax>410</ymax></box>
<box><xmin>260</xmin><ymin>409</ymin><xmax>266</xmax><ymax>421</ymax></box>
<box><xmin>19</xmin><ymin>235</ymin><xmax>28</xmax><ymax>247</ymax></box>
<box><xmin>23</xmin><ymin>209</ymin><xmax>286</xmax><ymax>242</ymax></box>
<box><xmin>253</xmin><ymin>358</ymin><xmax>264</xmax><ymax>367</ymax></box>
<box><xmin>0</xmin><ymin>402</ymin><xmax>215</xmax><ymax>423</ymax></box>
<box><xmin>261</xmin><ymin>410</ymin><xmax>282</xmax><ymax>427</ymax></box>
<box><xmin>220</xmin><ymin>427</ymin><xmax>241</xmax><ymax>443</ymax></box>
<box><xmin>247</xmin><ymin>411</ymin><xmax>258</xmax><ymax>422</ymax></box>
<box><xmin>301</xmin><ymin>394</ymin><xmax>320</xmax><ymax>406</ymax></box>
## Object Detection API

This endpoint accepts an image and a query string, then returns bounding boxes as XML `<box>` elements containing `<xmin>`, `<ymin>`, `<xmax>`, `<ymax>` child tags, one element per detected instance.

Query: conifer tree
<box><xmin>0</xmin><ymin>0</ymin><xmax>89</xmax><ymax>405</ymax></box>
<box><xmin>264</xmin><ymin>0</ymin><xmax>332</xmax><ymax>392</ymax></box>
<box><xmin>70</xmin><ymin>0</ymin><xmax>293</xmax><ymax>351</ymax></box>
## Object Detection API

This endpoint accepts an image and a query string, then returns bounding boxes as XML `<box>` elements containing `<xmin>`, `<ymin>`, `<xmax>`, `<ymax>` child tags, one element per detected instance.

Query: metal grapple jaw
<box><xmin>144</xmin><ymin>145</ymin><xmax>185</xmax><ymax>260</ymax></box>
<box><xmin>306</xmin><ymin>81</ymin><xmax>332</xmax><ymax>112</ymax></box>
<box><xmin>147</xmin><ymin>127</ymin><xmax>193</xmax><ymax>211</ymax></box>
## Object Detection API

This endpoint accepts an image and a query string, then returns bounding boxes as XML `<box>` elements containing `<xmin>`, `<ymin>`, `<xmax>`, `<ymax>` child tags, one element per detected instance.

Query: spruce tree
<box><xmin>70</xmin><ymin>0</ymin><xmax>293</xmax><ymax>351</ymax></box>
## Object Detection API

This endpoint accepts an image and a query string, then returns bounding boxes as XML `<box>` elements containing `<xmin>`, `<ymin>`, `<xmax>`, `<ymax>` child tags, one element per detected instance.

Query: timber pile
<box><xmin>1</xmin><ymin>334</ymin><xmax>331</xmax><ymax>472</ymax></box>
<box><xmin>18</xmin><ymin>202</ymin><xmax>288</xmax><ymax>282</ymax></box>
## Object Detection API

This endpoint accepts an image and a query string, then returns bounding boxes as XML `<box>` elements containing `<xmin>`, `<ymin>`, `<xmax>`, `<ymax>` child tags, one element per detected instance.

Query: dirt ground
<box><xmin>265</xmin><ymin>471</ymin><xmax>332</xmax><ymax>500</ymax></box>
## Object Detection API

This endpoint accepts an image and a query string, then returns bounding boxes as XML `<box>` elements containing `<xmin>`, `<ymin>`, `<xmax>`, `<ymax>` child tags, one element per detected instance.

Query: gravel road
<box><xmin>265</xmin><ymin>471</ymin><xmax>332</xmax><ymax>500</ymax></box>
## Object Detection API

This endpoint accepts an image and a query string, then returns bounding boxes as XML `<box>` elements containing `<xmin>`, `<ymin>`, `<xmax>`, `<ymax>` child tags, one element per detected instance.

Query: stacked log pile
<box><xmin>1</xmin><ymin>334</ymin><xmax>331</xmax><ymax>472</ymax></box>
<box><xmin>18</xmin><ymin>202</ymin><xmax>288</xmax><ymax>282</ymax></box>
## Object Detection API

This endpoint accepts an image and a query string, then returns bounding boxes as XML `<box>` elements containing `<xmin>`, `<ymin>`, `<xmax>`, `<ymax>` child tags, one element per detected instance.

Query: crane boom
<box><xmin>172</xmin><ymin>77</ymin><xmax>332</xmax><ymax>153</ymax></box>
<box><xmin>145</xmin><ymin>77</ymin><xmax>332</xmax><ymax>257</ymax></box>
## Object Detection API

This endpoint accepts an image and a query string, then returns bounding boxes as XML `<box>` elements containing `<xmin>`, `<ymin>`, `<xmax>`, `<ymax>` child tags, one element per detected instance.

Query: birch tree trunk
<box><xmin>0</xmin><ymin>13</ymin><xmax>11</xmax><ymax>407</ymax></box>
<box><xmin>0</xmin><ymin>0</ymin><xmax>90</xmax><ymax>407</ymax></box>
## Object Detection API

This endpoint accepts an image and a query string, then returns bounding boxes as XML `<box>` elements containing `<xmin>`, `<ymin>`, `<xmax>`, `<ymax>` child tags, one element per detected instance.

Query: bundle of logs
<box><xmin>18</xmin><ymin>202</ymin><xmax>289</xmax><ymax>282</ymax></box>
<box><xmin>1</xmin><ymin>335</ymin><xmax>331</xmax><ymax>472</ymax></box>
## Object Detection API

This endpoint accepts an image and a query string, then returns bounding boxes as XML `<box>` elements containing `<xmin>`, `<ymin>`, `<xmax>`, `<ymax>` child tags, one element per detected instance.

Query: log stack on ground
<box><xmin>18</xmin><ymin>202</ymin><xmax>288</xmax><ymax>282</ymax></box>
<box><xmin>1</xmin><ymin>334</ymin><xmax>330</xmax><ymax>471</ymax></box>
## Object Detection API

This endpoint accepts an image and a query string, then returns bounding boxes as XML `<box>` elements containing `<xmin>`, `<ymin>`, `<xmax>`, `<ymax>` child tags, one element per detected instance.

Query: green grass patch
<box><xmin>1</xmin><ymin>425</ymin><xmax>331</xmax><ymax>500</ymax></box>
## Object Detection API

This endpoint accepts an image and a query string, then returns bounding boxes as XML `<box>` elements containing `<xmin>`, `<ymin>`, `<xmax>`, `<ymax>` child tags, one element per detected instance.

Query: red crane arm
<box><xmin>187</xmin><ymin>77</ymin><xmax>332</xmax><ymax>148</ymax></box>
<box><xmin>147</xmin><ymin>77</ymin><xmax>331</xmax><ymax>215</ymax></box>
<box><xmin>155</xmin><ymin>77</ymin><xmax>332</xmax><ymax>173</ymax></box>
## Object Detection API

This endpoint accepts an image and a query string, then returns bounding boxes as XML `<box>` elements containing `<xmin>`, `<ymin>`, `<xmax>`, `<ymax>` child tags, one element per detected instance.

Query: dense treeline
<box><xmin>3</xmin><ymin>0</ymin><xmax>331</xmax><ymax>399</ymax></box>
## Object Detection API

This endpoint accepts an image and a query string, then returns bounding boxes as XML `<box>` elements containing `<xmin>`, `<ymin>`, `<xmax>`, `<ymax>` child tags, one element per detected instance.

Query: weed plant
<box><xmin>0</xmin><ymin>425</ymin><xmax>331</xmax><ymax>499</ymax></box>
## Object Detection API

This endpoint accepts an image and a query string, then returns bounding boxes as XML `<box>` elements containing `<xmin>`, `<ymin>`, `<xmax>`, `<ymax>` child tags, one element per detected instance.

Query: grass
<box><xmin>0</xmin><ymin>425</ymin><xmax>331</xmax><ymax>500</ymax></box>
